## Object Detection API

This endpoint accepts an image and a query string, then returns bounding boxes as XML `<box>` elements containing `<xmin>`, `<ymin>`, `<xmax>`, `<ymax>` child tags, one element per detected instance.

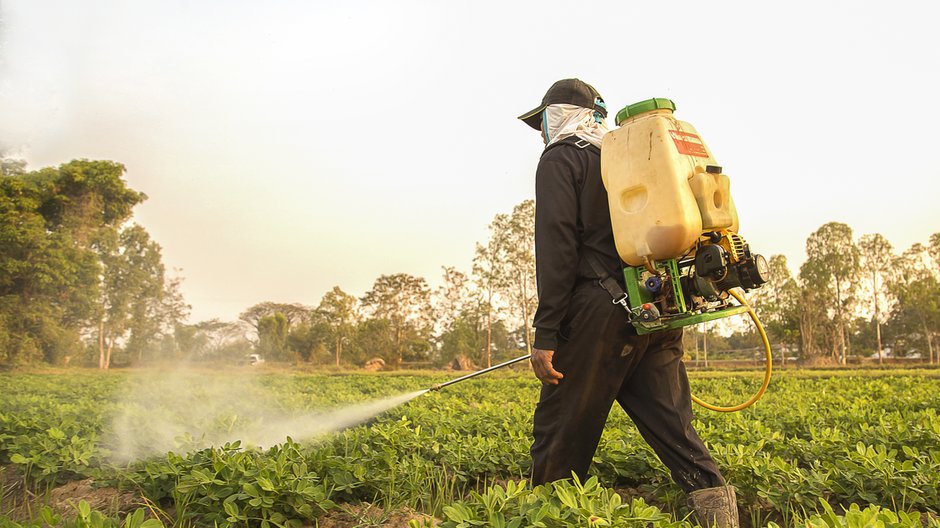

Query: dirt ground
<box><xmin>1</xmin><ymin>465</ymin><xmax>27</xmax><ymax>518</ymax></box>
<box><xmin>314</xmin><ymin>503</ymin><xmax>437</xmax><ymax>527</ymax></box>
<box><xmin>0</xmin><ymin>469</ymin><xmax>140</xmax><ymax>522</ymax></box>
<box><xmin>46</xmin><ymin>478</ymin><xmax>140</xmax><ymax>517</ymax></box>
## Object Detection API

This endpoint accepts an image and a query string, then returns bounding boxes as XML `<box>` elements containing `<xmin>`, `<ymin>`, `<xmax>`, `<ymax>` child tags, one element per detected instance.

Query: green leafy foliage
<box><xmin>768</xmin><ymin>500</ymin><xmax>940</xmax><ymax>528</ymax></box>
<box><xmin>440</xmin><ymin>476</ymin><xmax>691</xmax><ymax>528</ymax></box>
<box><xmin>0</xmin><ymin>502</ymin><xmax>164</xmax><ymax>528</ymax></box>
<box><xmin>163</xmin><ymin>440</ymin><xmax>332</xmax><ymax>527</ymax></box>
<box><xmin>0</xmin><ymin>159</ymin><xmax>184</xmax><ymax>368</ymax></box>
<box><xmin>1</xmin><ymin>370</ymin><xmax>939</xmax><ymax>527</ymax></box>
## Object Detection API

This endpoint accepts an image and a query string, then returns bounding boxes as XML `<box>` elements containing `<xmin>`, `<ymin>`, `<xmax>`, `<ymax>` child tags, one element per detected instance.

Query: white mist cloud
<box><xmin>105</xmin><ymin>368</ymin><xmax>427</xmax><ymax>463</ymax></box>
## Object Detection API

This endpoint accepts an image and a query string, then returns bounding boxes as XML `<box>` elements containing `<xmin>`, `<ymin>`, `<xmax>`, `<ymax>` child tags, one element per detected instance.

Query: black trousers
<box><xmin>530</xmin><ymin>280</ymin><xmax>725</xmax><ymax>492</ymax></box>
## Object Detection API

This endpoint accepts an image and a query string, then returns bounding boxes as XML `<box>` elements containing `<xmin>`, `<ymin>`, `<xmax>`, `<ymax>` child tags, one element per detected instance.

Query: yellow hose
<box><xmin>690</xmin><ymin>289</ymin><xmax>772</xmax><ymax>412</ymax></box>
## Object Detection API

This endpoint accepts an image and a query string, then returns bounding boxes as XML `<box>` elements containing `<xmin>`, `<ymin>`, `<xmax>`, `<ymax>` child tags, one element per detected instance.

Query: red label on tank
<box><xmin>669</xmin><ymin>130</ymin><xmax>709</xmax><ymax>158</ymax></box>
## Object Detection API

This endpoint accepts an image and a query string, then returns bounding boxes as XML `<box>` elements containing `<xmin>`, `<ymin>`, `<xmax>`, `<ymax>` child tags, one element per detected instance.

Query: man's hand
<box><xmin>530</xmin><ymin>348</ymin><xmax>564</xmax><ymax>385</ymax></box>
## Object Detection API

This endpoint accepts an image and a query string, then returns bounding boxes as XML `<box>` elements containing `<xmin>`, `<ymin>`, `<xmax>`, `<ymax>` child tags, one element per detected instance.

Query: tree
<box><xmin>1</xmin><ymin>158</ymin><xmax>26</xmax><ymax>177</ymax></box>
<box><xmin>434</xmin><ymin>267</ymin><xmax>487</xmax><ymax>364</ymax></box>
<box><xmin>434</xmin><ymin>267</ymin><xmax>472</xmax><ymax>335</ymax></box>
<box><xmin>176</xmin><ymin>319</ymin><xmax>250</xmax><ymax>360</ymax></box>
<box><xmin>0</xmin><ymin>175</ymin><xmax>89</xmax><ymax>364</ymax></box>
<box><xmin>27</xmin><ymin>160</ymin><xmax>145</xmax><ymax>247</ymax></box>
<box><xmin>173</xmin><ymin>323</ymin><xmax>209</xmax><ymax>360</ymax></box>
<box><xmin>239</xmin><ymin>302</ymin><xmax>312</xmax><ymax>354</ymax></box>
<box><xmin>350</xmin><ymin>318</ymin><xmax>394</xmax><ymax>364</ymax></box>
<box><xmin>239</xmin><ymin>302</ymin><xmax>312</xmax><ymax>330</ymax></box>
<box><xmin>0</xmin><ymin>158</ymin><xmax>183</xmax><ymax>367</ymax></box>
<box><xmin>490</xmin><ymin>200</ymin><xmax>538</xmax><ymax>354</ymax></box>
<box><xmin>316</xmin><ymin>286</ymin><xmax>358</xmax><ymax>366</ymax></box>
<box><xmin>145</xmin><ymin>274</ymin><xmax>191</xmax><ymax>358</ymax></box>
<box><xmin>360</xmin><ymin>273</ymin><xmax>432</xmax><ymax>366</ymax></box>
<box><xmin>750</xmin><ymin>255</ymin><xmax>801</xmax><ymax>364</ymax></box>
<box><xmin>258</xmin><ymin>312</ymin><xmax>289</xmax><ymax>361</ymax></box>
<box><xmin>96</xmin><ymin>225</ymin><xmax>171</xmax><ymax>368</ymax></box>
<box><xmin>794</xmin><ymin>279</ymin><xmax>831</xmax><ymax>361</ymax></box>
<box><xmin>801</xmin><ymin>222</ymin><xmax>860</xmax><ymax>364</ymax></box>
<box><xmin>928</xmin><ymin>233</ymin><xmax>940</xmax><ymax>271</ymax></box>
<box><xmin>1</xmin><ymin>159</ymin><xmax>153</xmax><ymax>366</ymax></box>
<box><xmin>287</xmin><ymin>315</ymin><xmax>331</xmax><ymax>364</ymax></box>
<box><xmin>472</xmin><ymin>237</ymin><xmax>505</xmax><ymax>368</ymax></box>
<box><xmin>886</xmin><ymin>244</ymin><xmax>940</xmax><ymax>363</ymax></box>
<box><xmin>34</xmin><ymin>160</ymin><xmax>146</xmax><ymax>368</ymax></box>
<box><xmin>858</xmin><ymin>233</ymin><xmax>894</xmax><ymax>363</ymax></box>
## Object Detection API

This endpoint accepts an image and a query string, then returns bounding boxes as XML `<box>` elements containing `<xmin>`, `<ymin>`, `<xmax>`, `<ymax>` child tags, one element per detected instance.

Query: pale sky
<box><xmin>2</xmin><ymin>1</ymin><xmax>939</xmax><ymax>323</ymax></box>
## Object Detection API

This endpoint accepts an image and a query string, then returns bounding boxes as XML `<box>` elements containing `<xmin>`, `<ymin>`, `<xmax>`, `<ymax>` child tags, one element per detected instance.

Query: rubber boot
<box><xmin>687</xmin><ymin>485</ymin><xmax>739</xmax><ymax>528</ymax></box>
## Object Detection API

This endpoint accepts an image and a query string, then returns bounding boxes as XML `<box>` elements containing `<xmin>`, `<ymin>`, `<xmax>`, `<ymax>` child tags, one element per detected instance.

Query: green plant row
<box><xmin>434</xmin><ymin>477</ymin><xmax>940</xmax><ymax>528</ymax></box>
<box><xmin>2</xmin><ymin>370</ymin><xmax>939</xmax><ymax>527</ymax></box>
<box><xmin>0</xmin><ymin>501</ymin><xmax>163</xmax><ymax>528</ymax></box>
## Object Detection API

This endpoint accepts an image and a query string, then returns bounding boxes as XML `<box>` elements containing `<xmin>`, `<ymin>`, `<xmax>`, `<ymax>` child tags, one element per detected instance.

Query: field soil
<box><xmin>46</xmin><ymin>478</ymin><xmax>140</xmax><ymax>517</ymax></box>
<box><xmin>0</xmin><ymin>465</ymin><xmax>27</xmax><ymax>518</ymax></box>
<box><xmin>316</xmin><ymin>503</ymin><xmax>437</xmax><ymax>527</ymax></box>
<box><xmin>2</xmin><ymin>472</ymin><xmax>146</xmax><ymax>523</ymax></box>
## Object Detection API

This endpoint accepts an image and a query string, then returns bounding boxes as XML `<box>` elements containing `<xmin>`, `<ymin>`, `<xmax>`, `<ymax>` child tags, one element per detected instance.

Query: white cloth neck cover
<box><xmin>543</xmin><ymin>103</ymin><xmax>609</xmax><ymax>149</ymax></box>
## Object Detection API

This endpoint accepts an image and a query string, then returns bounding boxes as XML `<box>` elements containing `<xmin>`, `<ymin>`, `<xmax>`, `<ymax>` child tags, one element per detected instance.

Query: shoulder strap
<box><xmin>542</xmin><ymin>135</ymin><xmax>598</xmax><ymax>193</ymax></box>
<box><xmin>543</xmin><ymin>135</ymin><xmax>599</xmax><ymax>155</ymax></box>
<box><xmin>543</xmin><ymin>136</ymin><xmax>627</xmax><ymax>311</ymax></box>
<box><xmin>585</xmin><ymin>252</ymin><xmax>631</xmax><ymax>312</ymax></box>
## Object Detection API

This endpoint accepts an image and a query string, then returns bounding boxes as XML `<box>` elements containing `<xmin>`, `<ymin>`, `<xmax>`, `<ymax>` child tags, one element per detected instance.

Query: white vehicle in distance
<box><xmin>244</xmin><ymin>353</ymin><xmax>264</xmax><ymax>366</ymax></box>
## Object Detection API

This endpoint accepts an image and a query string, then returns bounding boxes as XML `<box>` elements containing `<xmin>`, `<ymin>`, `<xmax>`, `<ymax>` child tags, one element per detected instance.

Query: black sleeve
<box><xmin>532</xmin><ymin>149</ymin><xmax>580</xmax><ymax>350</ymax></box>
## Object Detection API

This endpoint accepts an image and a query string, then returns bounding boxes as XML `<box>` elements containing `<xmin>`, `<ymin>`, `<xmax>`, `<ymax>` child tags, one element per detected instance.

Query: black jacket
<box><xmin>532</xmin><ymin>136</ymin><xmax>624</xmax><ymax>350</ymax></box>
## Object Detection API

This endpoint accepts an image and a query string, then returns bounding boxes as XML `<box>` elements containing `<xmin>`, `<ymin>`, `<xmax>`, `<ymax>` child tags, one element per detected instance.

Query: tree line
<box><xmin>189</xmin><ymin>199</ymin><xmax>537</xmax><ymax>369</ymax></box>
<box><xmin>752</xmin><ymin>224</ymin><xmax>940</xmax><ymax>365</ymax></box>
<box><xmin>2</xmin><ymin>157</ymin><xmax>938</xmax><ymax>369</ymax></box>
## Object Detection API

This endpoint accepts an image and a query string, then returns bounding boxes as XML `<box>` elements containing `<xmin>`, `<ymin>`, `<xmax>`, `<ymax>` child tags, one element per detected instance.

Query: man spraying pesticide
<box><xmin>431</xmin><ymin>79</ymin><xmax>771</xmax><ymax>528</ymax></box>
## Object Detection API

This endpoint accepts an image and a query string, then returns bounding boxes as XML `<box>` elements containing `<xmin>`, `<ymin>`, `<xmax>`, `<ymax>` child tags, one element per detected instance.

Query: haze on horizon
<box><xmin>2</xmin><ymin>1</ymin><xmax>938</xmax><ymax>323</ymax></box>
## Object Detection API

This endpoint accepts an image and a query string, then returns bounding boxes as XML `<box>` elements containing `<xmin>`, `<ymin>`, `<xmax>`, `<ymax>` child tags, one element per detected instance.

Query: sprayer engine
<box><xmin>686</xmin><ymin>232</ymin><xmax>769</xmax><ymax>301</ymax></box>
<box><xmin>624</xmin><ymin>231</ymin><xmax>769</xmax><ymax>335</ymax></box>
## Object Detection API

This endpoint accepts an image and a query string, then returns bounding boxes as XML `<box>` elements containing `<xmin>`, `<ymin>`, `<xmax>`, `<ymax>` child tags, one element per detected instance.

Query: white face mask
<box><xmin>540</xmin><ymin>104</ymin><xmax>609</xmax><ymax>148</ymax></box>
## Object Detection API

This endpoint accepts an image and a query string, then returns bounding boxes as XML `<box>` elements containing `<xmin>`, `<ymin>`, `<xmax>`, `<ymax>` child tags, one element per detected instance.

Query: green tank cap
<box><xmin>615</xmin><ymin>98</ymin><xmax>677</xmax><ymax>126</ymax></box>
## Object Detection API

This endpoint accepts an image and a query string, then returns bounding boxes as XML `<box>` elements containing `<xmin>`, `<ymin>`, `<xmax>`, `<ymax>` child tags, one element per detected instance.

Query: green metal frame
<box><xmin>623</xmin><ymin>266</ymin><xmax>649</xmax><ymax>306</ymax></box>
<box><xmin>665</xmin><ymin>259</ymin><xmax>686</xmax><ymax>313</ymax></box>
<box><xmin>634</xmin><ymin>305</ymin><xmax>749</xmax><ymax>335</ymax></box>
<box><xmin>622</xmin><ymin>259</ymin><xmax>748</xmax><ymax>335</ymax></box>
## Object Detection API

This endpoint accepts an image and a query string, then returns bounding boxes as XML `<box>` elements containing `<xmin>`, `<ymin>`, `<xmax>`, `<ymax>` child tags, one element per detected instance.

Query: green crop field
<box><xmin>1</xmin><ymin>369</ymin><xmax>939</xmax><ymax>528</ymax></box>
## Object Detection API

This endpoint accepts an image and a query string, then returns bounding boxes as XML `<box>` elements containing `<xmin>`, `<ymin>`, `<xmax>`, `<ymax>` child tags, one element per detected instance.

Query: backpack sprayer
<box><xmin>432</xmin><ymin>99</ymin><xmax>773</xmax><ymax>412</ymax></box>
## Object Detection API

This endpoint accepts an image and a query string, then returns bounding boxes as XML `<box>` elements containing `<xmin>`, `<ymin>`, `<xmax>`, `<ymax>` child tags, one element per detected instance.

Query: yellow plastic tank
<box><xmin>601</xmin><ymin>98</ymin><xmax>738</xmax><ymax>266</ymax></box>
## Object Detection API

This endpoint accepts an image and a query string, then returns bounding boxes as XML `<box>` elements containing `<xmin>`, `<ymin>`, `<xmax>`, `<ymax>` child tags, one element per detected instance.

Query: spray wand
<box><xmin>429</xmin><ymin>354</ymin><xmax>531</xmax><ymax>391</ymax></box>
